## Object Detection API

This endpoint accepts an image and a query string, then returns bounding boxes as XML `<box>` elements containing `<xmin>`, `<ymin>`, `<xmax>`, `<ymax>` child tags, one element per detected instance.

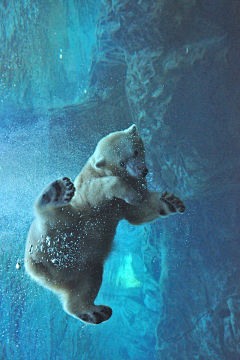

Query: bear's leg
<box><xmin>35</xmin><ymin>177</ymin><xmax>75</xmax><ymax>212</ymax></box>
<box><xmin>63</xmin><ymin>267</ymin><xmax>112</xmax><ymax>325</ymax></box>
<box><xmin>124</xmin><ymin>191</ymin><xmax>185</xmax><ymax>224</ymax></box>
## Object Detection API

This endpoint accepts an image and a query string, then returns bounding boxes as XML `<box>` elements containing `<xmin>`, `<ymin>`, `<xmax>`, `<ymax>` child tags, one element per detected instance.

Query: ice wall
<box><xmin>53</xmin><ymin>0</ymin><xmax>240</xmax><ymax>358</ymax></box>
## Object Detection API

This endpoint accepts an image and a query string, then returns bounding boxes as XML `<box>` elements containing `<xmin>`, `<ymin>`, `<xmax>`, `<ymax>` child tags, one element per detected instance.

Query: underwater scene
<box><xmin>1</xmin><ymin>1</ymin><xmax>240</xmax><ymax>359</ymax></box>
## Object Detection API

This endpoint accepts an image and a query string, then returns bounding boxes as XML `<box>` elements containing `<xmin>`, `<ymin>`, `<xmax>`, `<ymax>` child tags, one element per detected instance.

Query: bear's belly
<box><xmin>29</xmin><ymin>216</ymin><xmax>117</xmax><ymax>274</ymax></box>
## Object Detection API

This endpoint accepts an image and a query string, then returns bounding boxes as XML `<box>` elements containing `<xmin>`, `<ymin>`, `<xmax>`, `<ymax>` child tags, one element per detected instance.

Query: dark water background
<box><xmin>0</xmin><ymin>1</ymin><xmax>240</xmax><ymax>359</ymax></box>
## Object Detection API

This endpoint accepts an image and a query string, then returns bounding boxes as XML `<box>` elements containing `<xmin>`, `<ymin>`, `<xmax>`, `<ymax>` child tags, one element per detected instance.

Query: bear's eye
<box><xmin>134</xmin><ymin>150</ymin><xmax>139</xmax><ymax>157</ymax></box>
<box><xmin>119</xmin><ymin>161</ymin><xmax>125</xmax><ymax>167</ymax></box>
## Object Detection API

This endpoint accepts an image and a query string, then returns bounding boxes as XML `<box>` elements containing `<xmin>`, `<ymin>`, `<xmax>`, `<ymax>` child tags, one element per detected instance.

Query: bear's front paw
<box><xmin>40</xmin><ymin>177</ymin><xmax>75</xmax><ymax>207</ymax></box>
<box><xmin>159</xmin><ymin>191</ymin><xmax>185</xmax><ymax>216</ymax></box>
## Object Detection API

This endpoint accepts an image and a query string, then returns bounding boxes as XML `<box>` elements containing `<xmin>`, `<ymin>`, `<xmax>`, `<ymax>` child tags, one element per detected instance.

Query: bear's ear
<box><xmin>94</xmin><ymin>156</ymin><xmax>106</xmax><ymax>169</ymax></box>
<box><xmin>125</xmin><ymin>124</ymin><xmax>137</xmax><ymax>135</ymax></box>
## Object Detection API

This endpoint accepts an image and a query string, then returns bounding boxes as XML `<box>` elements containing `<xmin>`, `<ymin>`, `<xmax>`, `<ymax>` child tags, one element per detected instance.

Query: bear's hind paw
<box><xmin>77</xmin><ymin>305</ymin><xmax>112</xmax><ymax>325</ymax></box>
<box><xmin>39</xmin><ymin>177</ymin><xmax>75</xmax><ymax>208</ymax></box>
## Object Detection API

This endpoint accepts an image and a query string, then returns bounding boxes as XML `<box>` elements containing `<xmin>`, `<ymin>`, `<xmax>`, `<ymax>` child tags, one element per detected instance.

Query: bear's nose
<box><xmin>142</xmin><ymin>168</ymin><xmax>148</xmax><ymax>177</ymax></box>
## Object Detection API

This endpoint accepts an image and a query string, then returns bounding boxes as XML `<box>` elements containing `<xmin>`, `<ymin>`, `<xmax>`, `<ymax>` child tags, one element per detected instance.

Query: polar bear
<box><xmin>25</xmin><ymin>124</ymin><xmax>185</xmax><ymax>324</ymax></box>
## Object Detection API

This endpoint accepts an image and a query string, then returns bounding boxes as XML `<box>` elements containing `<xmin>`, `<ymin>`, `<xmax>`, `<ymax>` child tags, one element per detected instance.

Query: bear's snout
<box><xmin>126</xmin><ymin>159</ymin><xmax>148</xmax><ymax>179</ymax></box>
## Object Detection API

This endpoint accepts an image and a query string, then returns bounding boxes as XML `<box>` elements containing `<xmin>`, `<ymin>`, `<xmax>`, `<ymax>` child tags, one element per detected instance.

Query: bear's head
<box><xmin>91</xmin><ymin>125</ymin><xmax>148</xmax><ymax>180</ymax></box>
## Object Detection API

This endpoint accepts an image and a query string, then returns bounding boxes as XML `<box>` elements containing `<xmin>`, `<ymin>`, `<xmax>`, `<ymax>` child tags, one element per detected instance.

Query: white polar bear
<box><xmin>25</xmin><ymin>125</ymin><xmax>185</xmax><ymax>324</ymax></box>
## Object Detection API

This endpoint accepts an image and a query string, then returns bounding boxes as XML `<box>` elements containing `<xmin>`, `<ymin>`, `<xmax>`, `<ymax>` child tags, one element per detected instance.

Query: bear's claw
<box><xmin>40</xmin><ymin>177</ymin><xmax>75</xmax><ymax>207</ymax></box>
<box><xmin>160</xmin><ymin>191</ymin><xmax>185</xmax><ymax>215</ymax></box>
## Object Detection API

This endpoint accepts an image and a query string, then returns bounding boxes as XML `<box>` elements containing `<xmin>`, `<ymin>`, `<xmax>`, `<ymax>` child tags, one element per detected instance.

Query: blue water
<box><xmin>1</xmin><ymin>1</ymin><xmax>240</xmax><ymax>360</ymax></box>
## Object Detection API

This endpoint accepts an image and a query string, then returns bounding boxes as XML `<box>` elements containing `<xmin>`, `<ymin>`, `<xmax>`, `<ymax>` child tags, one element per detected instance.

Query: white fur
<box><xmin>25</xmin><ymin>125</ymin><xmax>185</xmax><ymax>324</ymax></box>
